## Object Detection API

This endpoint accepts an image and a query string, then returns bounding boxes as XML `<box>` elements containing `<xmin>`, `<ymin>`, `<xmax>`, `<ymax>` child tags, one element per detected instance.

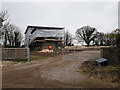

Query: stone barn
<box><xmin>24</xmin><ymin>25</ymin><xmax>65</xmax><ymax>51</ymax></box>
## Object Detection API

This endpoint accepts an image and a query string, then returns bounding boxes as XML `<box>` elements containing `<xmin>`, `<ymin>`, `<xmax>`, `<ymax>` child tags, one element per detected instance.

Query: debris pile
<box><xmin>38</xmin><ymin>49</ymin><xmax>54</xmax><ymax>53</ymax></box>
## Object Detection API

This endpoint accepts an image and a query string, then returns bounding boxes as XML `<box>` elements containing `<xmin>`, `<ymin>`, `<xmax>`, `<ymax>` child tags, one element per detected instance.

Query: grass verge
<box><xmin>80</xmin><ymin>61</ymin><xmax>118</xmax><ymax>84</ymax></box>
<box><xmin>30</xmin><ymin>55</ymin><xmax>45</xmax><ymax>61</ymax></box>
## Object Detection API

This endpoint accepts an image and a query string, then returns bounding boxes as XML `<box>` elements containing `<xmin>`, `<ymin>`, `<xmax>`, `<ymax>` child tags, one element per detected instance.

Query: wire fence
<box><xmin>62</xmin><ymin>46</ymin><xmax>100</xmax><ymax>53</ymax></box>
<box><xmin>1</xmin><ymin>48</ymin><xmax>30</xmax><ymax>61</ymax></box>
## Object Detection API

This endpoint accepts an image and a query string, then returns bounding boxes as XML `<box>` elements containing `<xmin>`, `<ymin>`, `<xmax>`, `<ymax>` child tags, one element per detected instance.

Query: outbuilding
<box><xmin>24</xmin><ymin>25</ymin><xmax>65</xmax><ymax>51</ymax></box>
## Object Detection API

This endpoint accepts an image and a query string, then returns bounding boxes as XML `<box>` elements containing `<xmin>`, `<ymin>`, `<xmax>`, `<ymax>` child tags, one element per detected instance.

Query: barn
<box><xmin>24</xmin><ymin>25</ymin><xmax>65</xmax><ymax>51</ymax></box>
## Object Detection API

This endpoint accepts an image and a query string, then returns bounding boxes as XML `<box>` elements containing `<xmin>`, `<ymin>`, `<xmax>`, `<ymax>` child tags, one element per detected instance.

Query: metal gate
<box><xmin>0</xmin><ymin>48</ymin><xmax>30</xmax><ymax>61</ymax></box>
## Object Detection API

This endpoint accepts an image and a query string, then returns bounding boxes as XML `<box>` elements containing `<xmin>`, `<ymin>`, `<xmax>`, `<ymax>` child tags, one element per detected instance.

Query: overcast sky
<box><xmin>2</xmin><ymin>2</ymin><xmax>118</xmax><ymax>36</ymax></box>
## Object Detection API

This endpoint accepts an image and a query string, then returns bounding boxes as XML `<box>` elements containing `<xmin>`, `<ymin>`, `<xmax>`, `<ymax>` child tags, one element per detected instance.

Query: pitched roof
<box><xmin>25</xmin><ymin>25</ymin><xmax>65</xmax><ymax>34</ymax></box>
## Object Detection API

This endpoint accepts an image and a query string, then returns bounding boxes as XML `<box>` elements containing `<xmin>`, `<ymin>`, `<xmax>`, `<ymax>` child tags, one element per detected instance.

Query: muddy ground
<box><xmin>2</xmin><ymin>51</ymin><xmax>117</xmax><ymax>88</ymax></box>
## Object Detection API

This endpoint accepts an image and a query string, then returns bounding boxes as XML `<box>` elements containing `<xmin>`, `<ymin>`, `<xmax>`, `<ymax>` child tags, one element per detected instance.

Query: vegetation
<box><xmin>65</xmin><ymin>30</ymin><xmax>73</xmax><ymax>46</ymax></box>
<box><xmin>30</xmin><ymin>55</ymin><xmax>45</xmax><ymax>61</ymax></box>
<box><xmin>13</xmin><ymin>59</ymin><xmax>28</xmax><ymax>62</ymax></box>
<box><xmin>76</xmin><ymin>26</ymin><xmax>97</xmax><ymax>46</ymax></box>
<box><xmin>94</xmin><ymin>32</ymin><xmax>111</xmax><ymax>46</ymax></box>
<box><xmin>0</xmin><ymin>10</ymin><xmax>23</xmax><ymax>48</ymax></box>
<box><xmin>80</xmin><ymin>61</ymin><xmax>118</xmax><ymax>84</ymax></box>
<box><xmin>79</xmin><ymin>28</ymin><xmax>120</xmax><ymax>87</ymax></box>
<box><xmin>76</xmin><ymin>26</ymin><xmax>120</xmax><ymax>47</ymax></box>
<box><xmin>109</xmin><ymin>29</ymin><xmax>120</xmax><ymax>67</ymax></box>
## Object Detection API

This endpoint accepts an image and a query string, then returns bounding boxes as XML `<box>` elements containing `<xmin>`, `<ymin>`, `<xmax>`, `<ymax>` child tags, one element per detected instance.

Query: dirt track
<box><xmin>2</xmin><ymin>51</ymin><xmax>114</xmax><ymax>88</ymax></box>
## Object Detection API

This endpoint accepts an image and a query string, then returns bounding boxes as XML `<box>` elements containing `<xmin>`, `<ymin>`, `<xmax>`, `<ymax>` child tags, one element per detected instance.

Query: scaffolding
<box><xmin>25</xmin><ymin>26</ymin><xmax>65</xmax><ymax>48</ymax></box>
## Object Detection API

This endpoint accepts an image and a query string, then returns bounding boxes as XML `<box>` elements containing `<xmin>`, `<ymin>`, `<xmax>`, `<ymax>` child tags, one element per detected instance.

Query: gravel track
<box><xmin>2</xmin><ymin>51</ymin><xmax>114</xmax><ymax>88</ymax></box>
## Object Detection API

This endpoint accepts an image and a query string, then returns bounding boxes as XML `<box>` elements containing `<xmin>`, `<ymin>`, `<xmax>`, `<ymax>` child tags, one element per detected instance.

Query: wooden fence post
<box><xmin>27</xmin><ymin>47</ymin><xmax>30</xmax><ymax>61</ymax></box>
<box><xmin>100</xmin><ymin>48</ymin><xmax>103</xmax><ymax>58</ymax></box>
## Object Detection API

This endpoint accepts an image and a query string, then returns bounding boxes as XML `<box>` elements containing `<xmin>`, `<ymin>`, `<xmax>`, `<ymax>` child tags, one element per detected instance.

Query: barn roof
<box><xmin>25</xmin><ymin>25</ymin><xmax>64</xmax><ymax>34</ymax></box>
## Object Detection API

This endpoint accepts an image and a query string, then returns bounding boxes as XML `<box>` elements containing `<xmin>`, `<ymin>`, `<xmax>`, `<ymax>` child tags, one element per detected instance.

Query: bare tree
<box><xmin>14</xmin><ymin>26</ymin><xmax>23</xmax><ymax>48</ymax></box>
<box><xmin>107</xmin><ymin>29</ymin><xmax>120</xmax><ymax>46</ymax></box>
<box><xmin>65</xmin><ymin>30</ymin><xmax>73</xmax><ymax>46</ymax></box>
<box><xmin>97</xmin><ymin>32</ymin><xmax>105</xmax><ymax>46</ymax></box>
<box><xmin>94</xmin><ymin>32</ymin><xmax>109</xmax><ymax>46</ymax></box>
<box><xmin>0</xmin><ymin>10</ymin><xmax>10</xmax><ymax>42</ymax></box>
<box><xmin>4</xmin><ymin>24</ymin><xmax>23</xmax><ymax>47</ymax></box>
<box><xmin>0</xmin><ymin>10</ymin><xmax>9</xmax><ymax>22</ymax></box>
<box><xmin>0</xmin><ymin>10</ymin><xmax>23</xmax><ymax>47</ymax></box>
<box><xmin>76</xmin><ymin>26</ymin><xmax>97</xmax><ymax>46</ymax></box>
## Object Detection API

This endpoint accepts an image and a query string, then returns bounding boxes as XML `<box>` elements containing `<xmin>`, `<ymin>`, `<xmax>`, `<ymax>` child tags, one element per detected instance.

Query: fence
<box><xmin>1</xmin><ymin>48</ymin><xmax>30</xmax><ymax>61</ymax></box>
<box><xmin>62</xmin><ymin>46</ymin><xmax>100</xmax><ymax>53</ymax></box>
<box><xmin>100</xmin><ymin>47</ymin><xmax>118</xmax><ymax>66</ymax></box>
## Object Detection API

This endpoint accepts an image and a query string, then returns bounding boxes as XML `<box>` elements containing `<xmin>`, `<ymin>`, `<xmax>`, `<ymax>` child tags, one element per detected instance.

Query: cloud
<box><xmin>2</xmin><ymin>2</ymin><xmax>118</xmax><ymax>36</ymax></box>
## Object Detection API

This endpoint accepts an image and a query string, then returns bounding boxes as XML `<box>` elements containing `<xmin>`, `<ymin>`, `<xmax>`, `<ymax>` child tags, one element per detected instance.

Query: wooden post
<box><xmin>27</xmin><ymin>47</ymin><xmax>30</xmax><ymax>61</ymax></box>
<box><xmin>0</xmin><ymin>48</ymin><xmax>2</xmax><ymax>90</ymax></box>
<box><xmin>100</xmin><ymin>48</ymin><xmax>103</xmax><ymax>58</ymax></box>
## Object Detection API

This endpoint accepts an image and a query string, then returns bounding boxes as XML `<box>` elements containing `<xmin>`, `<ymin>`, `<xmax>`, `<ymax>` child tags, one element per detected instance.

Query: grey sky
<box><xmin>2</xmin><ymin>2</ymin><xmax>118</xmax><ymax>36</ymax></box>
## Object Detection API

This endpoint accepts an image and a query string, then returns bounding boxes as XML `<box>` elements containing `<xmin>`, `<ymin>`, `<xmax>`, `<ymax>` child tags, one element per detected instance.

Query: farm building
<box><xmin>24</xmin><ymin>25</ymin><xmax>65</xmax><ymax>51</ymax></box>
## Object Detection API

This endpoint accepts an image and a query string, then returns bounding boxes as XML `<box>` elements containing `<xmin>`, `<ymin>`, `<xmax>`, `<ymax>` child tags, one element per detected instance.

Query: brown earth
<box><xmin>2</xmin><ymin>51</ymin><xmax>116</xmax><ymax>88</ymax></box>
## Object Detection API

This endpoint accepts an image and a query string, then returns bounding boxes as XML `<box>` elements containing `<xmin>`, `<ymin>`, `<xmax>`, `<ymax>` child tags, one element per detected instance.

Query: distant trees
<box><xmin>94</xmin><ymin>29</ymin><xmax>120</xmax><ymax>46</ymax></box>
<box><xmin>0</xmin><ymin>10</ymin><xmax>9</xmax><ymax>23</ymax></box>
<box><xmin>75</xmin><ymin>26</ymin><xmax>120</xmax><ymax>46</ymax></box>
<box><xmin>76</xmin><ymin>26</ymin><xmax>97</xmax><ymax>46</ymax></box>
<box><xmin>65</xmin><ymin>30</ymin><xmax>73</xmax><ymax>46</ymax></box>
<box><xmin>107</xmin><ymin>29</ymin><xmax>120</xmax><ymax>47</ymax></box>
<box><xmin>0</xmin><ymin>10</ymin><xmax>9</xmax><ymax>39</ymax></box>
<box><xmin>3</xmin><ymin>24</ymin><xmax>22</xmax><ymax>47</ymax></box>
<box><xmin>105</xmin><ymin>29</ymin><xmax>120</xmax><ymax>66</ymax></box>
<box><xmin>75</xmin><ymin>26</ymin><xmax>120</xmax><ymax>47</ymax></box>
<box><xmin>95</xmin><ymin>32</ymin><xmax>105</xmax><ymax>46</ymax></box>
<box><xmin>114</xmin><ymin>29</ymin><xmax>120</xmax><ymax>62</ymax></box>
<box><xmin>0</xmin><ymin>10</ymin><xmax>23</xmax><ymax>48</ymax></box>
<box><xmin>94</xmin><ymin>32</ymin><xmax>111</xmax><ymax>46</ymax></box>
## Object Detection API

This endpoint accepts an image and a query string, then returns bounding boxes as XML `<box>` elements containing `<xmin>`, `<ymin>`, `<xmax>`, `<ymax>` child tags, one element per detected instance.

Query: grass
<box><xmin>12</xmin><ymin>55</ymin><xmax>45</xmax><ymax>62</ymax></box>
<box><xmin>5</xmin><ymin>52</ymin><xmax>57</xmax><ymax>65</ymax></box>
<box><xmin>13</xmin><ymin>59</ymin><xmax>28</xmax><ymax>62</ymax></box>
<box><xmin>86</xmin><ymin>48</ymin><xmax>100</xmax><ymax>51</ymax></box>
<box><xmin>2</xmin><ymin>55</ymin><xmax>47</xmax><ymax>68</ymax></box>
<box><xmin>102</xmin><ymin>66</ymin><xmax>118</xmax><ymax>72</ymax></box>
<box><xmin>30</xmin><ymin>55</ymin><xmax>45</xmax><ymax>61</ymax></box>
<box><xmin>80</xmin><ymin>61</ymin><xmax>119</xmax><ymax>83</ymax></box>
